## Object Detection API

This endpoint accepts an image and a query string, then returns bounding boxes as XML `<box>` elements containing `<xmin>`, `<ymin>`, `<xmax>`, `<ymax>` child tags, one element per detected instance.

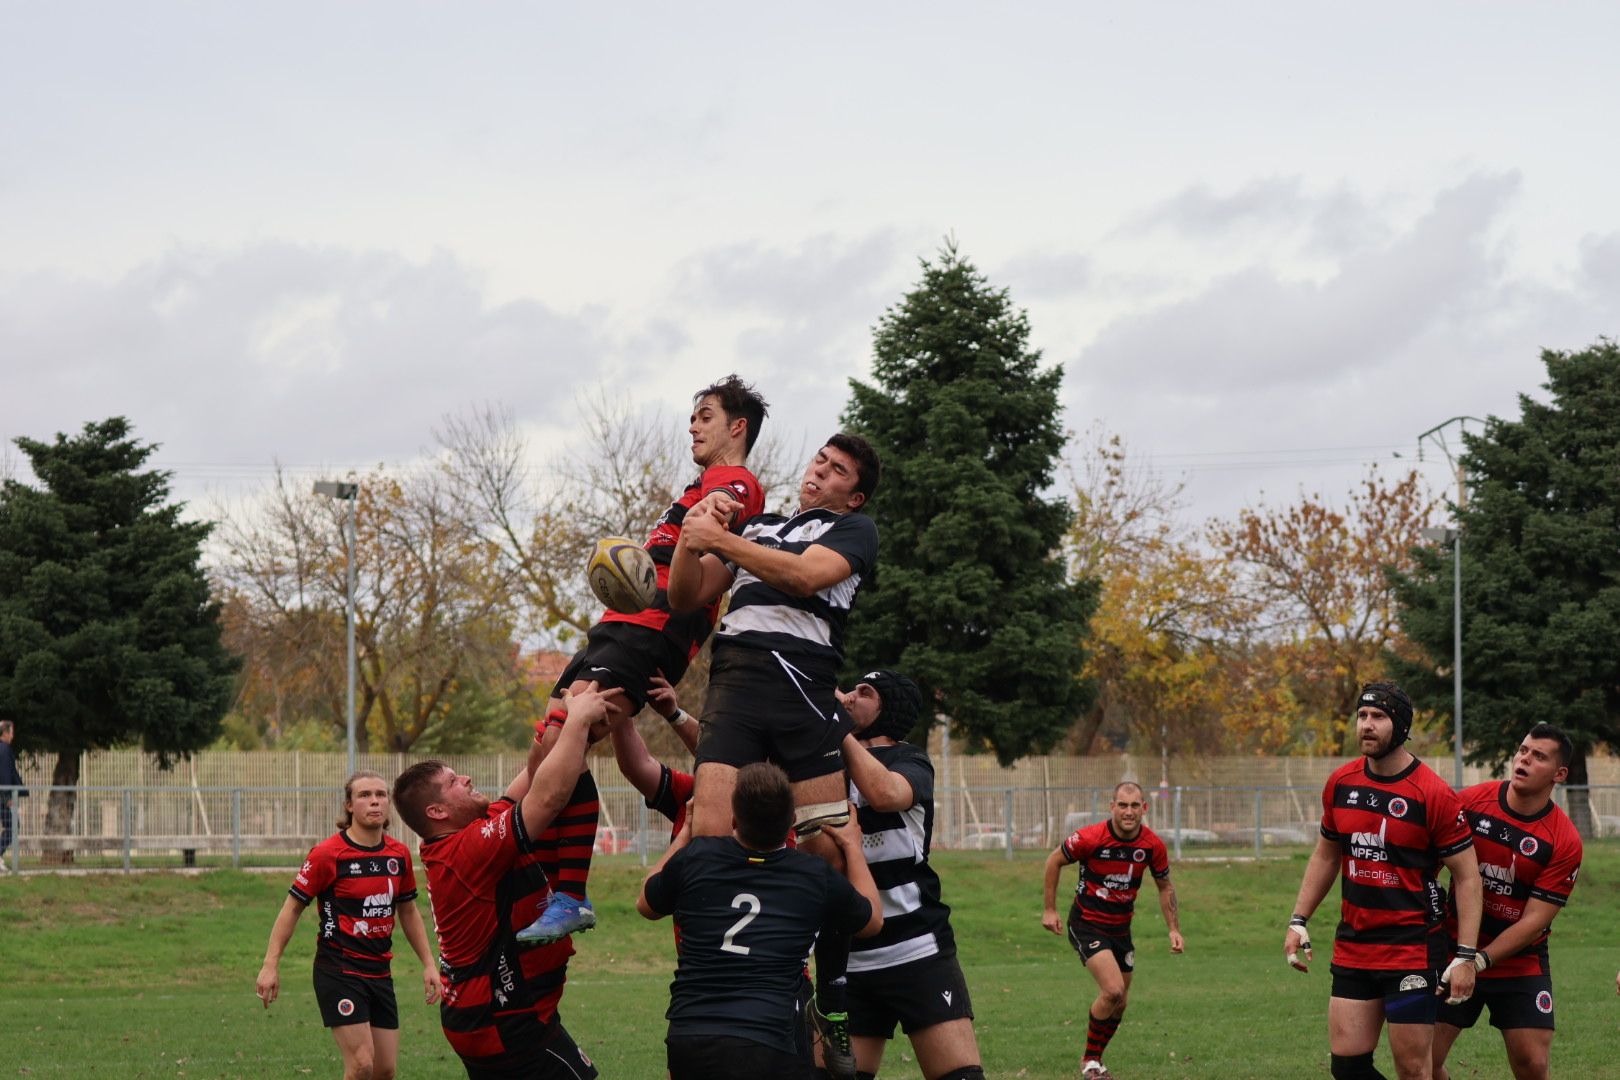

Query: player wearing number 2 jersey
<box><xmin>637</xmin><ymin>763</ymin><xmax>883</xmax><ymax>1080</ymax></box>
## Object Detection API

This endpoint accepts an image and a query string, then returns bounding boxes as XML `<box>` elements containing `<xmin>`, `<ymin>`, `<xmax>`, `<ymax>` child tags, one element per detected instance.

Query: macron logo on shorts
<box><xmin>942</xmin><ymin>990</ymin><xmax>953</xmax><ymax>1005</ymax></box>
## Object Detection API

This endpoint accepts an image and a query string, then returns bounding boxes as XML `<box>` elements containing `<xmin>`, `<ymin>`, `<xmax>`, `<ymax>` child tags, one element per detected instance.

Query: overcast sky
<box><xmin>4</xmin><ymin>3</ymin><xmax>1618</xmax><ymax>532</ymax></box>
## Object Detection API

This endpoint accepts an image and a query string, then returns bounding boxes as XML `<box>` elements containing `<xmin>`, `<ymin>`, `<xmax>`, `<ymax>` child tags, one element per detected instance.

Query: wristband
<box><xmin>666</xmin><ymin>708</ymin><xmax>689</xmax><ymax>727</ymax></box>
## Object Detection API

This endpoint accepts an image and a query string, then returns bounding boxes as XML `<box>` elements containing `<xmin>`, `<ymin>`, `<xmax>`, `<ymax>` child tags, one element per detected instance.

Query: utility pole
<box><xmin>1414</xmin><ymin>417</ymin><xmax>1482</xmax><ymax>787</ymax></box>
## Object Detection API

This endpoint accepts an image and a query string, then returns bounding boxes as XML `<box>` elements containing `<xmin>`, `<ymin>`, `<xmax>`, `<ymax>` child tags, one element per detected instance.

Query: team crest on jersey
<box><xmin>386</xmin><ymin>858</ymin><xmax>400</xmax><ymax>875</ymax></box>
<box><xmin>1398</xmin><ymin>975</ymin><xmax>1428</xmax><ymax>991</ymax></box>
<box><xmin>337</xmin><ymin>997</ymin><xmax>355</xmax><ymax>1017</ymax></box>
<box><xmin>1387</xmin><ymin>797</ymin><xmax>1408</xmax><ymax>819</ymax></box>
<box><xmin>1536</xmin><ymin>990</ymin><xmax>1553</xmax><ymax>1014</ymax></box>
<box><xmin>1132</xmin><ymin>849</ymin><xmax>1147</xmax><ymax>863</ymax></box>
<box><xmin>1519</xmin><ymin>836</ymin><xmax>1539</xmax><ymax>857</ymax></box>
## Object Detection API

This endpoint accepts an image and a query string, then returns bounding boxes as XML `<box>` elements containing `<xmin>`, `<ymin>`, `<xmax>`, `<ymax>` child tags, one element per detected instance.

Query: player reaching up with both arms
<box><xmin>1432</xmin><ymin>723</ymin><xmax>1582</xmax><ymax>1080</ymax></box>
<box><xmin>838</xmin><ymin>670</ymin><xmax>985</xmax><ymax>1080</ymax></box>
<box><xmin>1042</xmin><ymin>782</ymin><xmax>1184</xmax><ymax>1080</ymax></box>
<box><xmin>1285</xmin><ymin>681</ymin><xmax>1483</xmax><ymax>1080</ymax></box>
<box><xmin>518</xmin><ymin>376</ymin><xmax>769</xmax><ymax>945</ymax></box>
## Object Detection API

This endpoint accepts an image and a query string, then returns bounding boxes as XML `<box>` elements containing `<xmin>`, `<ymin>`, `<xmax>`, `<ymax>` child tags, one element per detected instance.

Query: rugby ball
<box><xmin>587</xmin><ymin>536</ymin><xmax>658</xmax><ymax>614</ymax></box>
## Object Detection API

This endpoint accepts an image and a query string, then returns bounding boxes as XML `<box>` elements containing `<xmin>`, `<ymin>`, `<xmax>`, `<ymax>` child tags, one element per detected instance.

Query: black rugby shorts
<box><xmin>553</xmin><ymin>622</ymin><xmax>686</xmax><ymax>712</ymax></box>
<box><xmin>667</xmin><ymin>1033</ymin><xmax>815</xmax><ymax>1080</ymax></box>
<box><xmin>847</xmin><ymin>950</ymin><xmax>975</xmax><ymax>1039</ymax></box>
<box><xmin>1067</xmin><ymin>910</ymin><xmax>1135</xmax><ymax>974</ymax></box>
<box><xmin>1436</xmin><ymin>974</ymin><xmax>1556</xmax><ymax>1031</ymax></box>
<box><xmin>312</xmin><ymin>966</ymin><xmax>398</xmax><ymax>1029</ymax></box>
<box><xmin>461</xmin><ymin>1018</ymin><xmax>599</xmax><ymax>1080</ymax></box>
<box><xmin>694</xmin><ymin>647</ymin><xmax>851</xmax><ymax>782</ymax></box>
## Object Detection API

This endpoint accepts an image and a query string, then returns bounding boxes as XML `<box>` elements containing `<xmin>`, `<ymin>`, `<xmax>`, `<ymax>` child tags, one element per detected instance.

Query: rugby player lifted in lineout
<box><xmin>666</xmin><ymin>432</ymin><xmax>881</xmax><ymax>1080</ymax></box>
<box><xmin>518</xmin><ymin>376</ymin><xmax>769</xmax><ymax>945</ymax></box>
<box><xmin>1285</xmin><ymin>681</ymin><xmax>1483</xmax><ymax>1080</ymax></box>
<box><xmin>1042</xmin><ymin>781</ymin><xmax>1183</xmax><ymax>1080</ymax></box>
<box><xmin>1433</xmin><ymin>723</ymin><xmax>1582</xmax><ymax>1080</ymax></box>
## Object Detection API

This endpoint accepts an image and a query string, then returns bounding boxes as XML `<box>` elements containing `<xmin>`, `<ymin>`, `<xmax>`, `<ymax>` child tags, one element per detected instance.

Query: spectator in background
<box><xmin>0</xmin><ymin>718</ymin><xmax>28</xmax><ymax>867</ymax></box>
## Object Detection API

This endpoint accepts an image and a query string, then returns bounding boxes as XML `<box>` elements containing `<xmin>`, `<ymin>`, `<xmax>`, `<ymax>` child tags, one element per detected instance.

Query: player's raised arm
<box><xmin>840</xmin><ymin>733</ymin><xmax>915</xmax><ymax>812</ymax></box>
<box><xmin>823</xmin><ymin>817</ymin><xmax>884</xmax><ymax>939</ymax></box>
<box><xmin>1285</xmin><ymin>833</ymin><xmax>1340</xmax><ymax>972</ymax></box>
<box><xmin>688</xmin><ymin>504</ymin><xmax>858</xmax><ymax>599</ymax></box>
<box><xmin>666</xmin><ymin>500</ymin><xmax>736</xmax><ymax>612</ymax></box>
<box><xmin>636</xmin><ymin>814</ymin><xmax>693</xmax><ymax>920</ymax></box>
<box><xmin>518</xmin><ymin>683</ymin><xmax>617</xmax><ymax>839</ymax></box>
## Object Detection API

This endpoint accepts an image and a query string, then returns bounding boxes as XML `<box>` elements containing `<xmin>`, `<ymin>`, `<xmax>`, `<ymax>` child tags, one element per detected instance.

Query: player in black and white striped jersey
<box><xmin>837</xmin><ymin>671</ymin><xmax>984</xmax><ymax>1080</ymax></box>
<box><xmin>667</xmin><ymin>433</ymin><xmax>882</xmax><ymax>1080</ymax></box>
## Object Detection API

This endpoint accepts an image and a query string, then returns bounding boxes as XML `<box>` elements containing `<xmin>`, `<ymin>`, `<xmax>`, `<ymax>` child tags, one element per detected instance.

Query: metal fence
<box><xmin>7</xmin><ymin>781</ymin><xmax>1620</xmax><ymax>873</ymax></box>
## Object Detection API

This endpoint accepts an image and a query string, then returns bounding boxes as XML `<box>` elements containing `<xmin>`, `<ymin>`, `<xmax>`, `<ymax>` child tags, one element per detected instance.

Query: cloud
<box><xmin>1077</xmin><ymin>172</ymin><xmax>1522</xmax><ymax>394</ymax></box>
<box><xmin>1064</xmin><ymin>171</ymin><xmax>1620</xmax><ymax>524</ymax></box>
<box><xmin>669</xmin><ymin>230</ymin><xmax>915</xmax><ymax>439</ymax></box>
<box><xmin>0</xmin><ymin>243</ymin><xmax>611</xmax><ymax>490</ymax></box>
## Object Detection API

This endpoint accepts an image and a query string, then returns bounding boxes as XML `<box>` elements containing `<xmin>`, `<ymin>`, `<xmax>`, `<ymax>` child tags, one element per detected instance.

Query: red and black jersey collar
<box><xmin>1495</xmin><ymin>779</ymin><xmax>1555</xmax><ymax>823</ymax></box>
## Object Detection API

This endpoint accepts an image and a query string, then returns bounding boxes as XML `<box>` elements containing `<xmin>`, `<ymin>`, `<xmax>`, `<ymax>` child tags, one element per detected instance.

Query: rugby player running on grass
<box><xmin>1043</xmin><ymin>781</ymin><xmax>1183</xmax><ymax>1080</ymax></box>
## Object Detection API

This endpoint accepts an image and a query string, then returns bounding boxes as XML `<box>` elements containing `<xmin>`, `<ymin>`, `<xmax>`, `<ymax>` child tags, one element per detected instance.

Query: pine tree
<box><xmin>842</xmin><ymin>242</ymin><xmax>1097</xmax><ymax>764</ymax></box>
<box><xmin>0</xmin><ymin>418</ymin><xmax>237</xmax><ymax>855</ymax></box>
<box><xmin>1391</xmin><ymin>340</ymin><xmax>1620</xmax><ymax>834</ymax></box>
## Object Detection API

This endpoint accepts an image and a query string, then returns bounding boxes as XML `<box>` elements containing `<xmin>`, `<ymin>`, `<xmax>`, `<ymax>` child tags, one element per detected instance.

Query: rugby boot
<box><xmin>815</xmin><ymin>1007</ymin><xmax>857</xmax><ymax>1080</ymax></box>
<box><xmin>1081</xmin><ymin>1060</ymin><xmax>1116</xmax><ymax>1080</ymax></box>
<box><xmin>515</xmin><ymin>891</ymin><xmax>596</xmax><ymax>945</ymax></box>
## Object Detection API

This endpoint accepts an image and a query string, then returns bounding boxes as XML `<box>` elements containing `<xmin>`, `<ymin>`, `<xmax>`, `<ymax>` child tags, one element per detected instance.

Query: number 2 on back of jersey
<box><xmin>721</xmin><ymin>892</ymin><xmax>762</xmax><ymax>955</ymax></box>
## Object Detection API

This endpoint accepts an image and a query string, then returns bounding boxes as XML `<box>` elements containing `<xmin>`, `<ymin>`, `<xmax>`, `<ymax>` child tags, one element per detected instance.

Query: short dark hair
<box><xmin>393</xmin><ymin>760</ymin><xmax>452</xmax><ymax>837</ymax></box>
<box><xmin>731</xmin><ymin>762</ymin><xmax>794</xmax><ymax>850</ymax></box>
<box><xmin>1526</xmin><ymin>722</ymin><xmax>1574</xmax><ymax>768</ymax></box>
<box><xmin>695</xmin><ymin>375</ymin><xmax>770</xmax><ymax>454</ymax></box>
<box><xmin>825</xmin><ymin>433</ymin><xmax>881</xmax><ymax>505</ymax></box>
<box><xmin>0</xmin><ymin>720</ymin><xmax>13</xmax><ymax>738</ymax></box>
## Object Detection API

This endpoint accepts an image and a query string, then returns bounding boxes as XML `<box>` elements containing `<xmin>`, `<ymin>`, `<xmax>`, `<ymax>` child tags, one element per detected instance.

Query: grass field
<box><xmin>4</xmin><ymin>848</ymin><xmax>1619</xmax><ymax>1079</ymax></box>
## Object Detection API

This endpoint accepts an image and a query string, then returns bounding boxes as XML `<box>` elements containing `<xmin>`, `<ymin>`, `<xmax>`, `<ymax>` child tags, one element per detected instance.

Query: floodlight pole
<box><xmin>1415</xmin><ymin>416</ymin><xmax>1480</xmax><ymax>789</ymax></box>
<box><xmin>314</xmin><ymin>481</ymin><xmax>360</xmax><ymax>777</ymax></box>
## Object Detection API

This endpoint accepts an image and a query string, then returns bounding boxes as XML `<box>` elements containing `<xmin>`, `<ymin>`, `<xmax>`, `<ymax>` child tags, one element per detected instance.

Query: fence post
<box><xmin>232</xmin><ymin>789</ymin><xmax>242</xmax><ymax>870</ymax></box>
<box><xmin>1004</xmin><ymin>788</ymin><xmax>1014</xmax><ymax>860</ymax></box>
<box><xmin>1253</xmin><ymin>788</ymin><xmax>1263</xmax><ymax>860</ymax></box>
<box><xmin>1173</xmin><ymin>786</ymin><xmax>1183</xmax><ymax>860</ymax></box>
<box><xmin>638</xmin><ymin>798</ymin><xmax>649</xmax><ymax>868</ymax></box>
<box><xmin>122</xmin><ymin>788</ymin><xmax>133</xmax><ymax>873</ymax></box>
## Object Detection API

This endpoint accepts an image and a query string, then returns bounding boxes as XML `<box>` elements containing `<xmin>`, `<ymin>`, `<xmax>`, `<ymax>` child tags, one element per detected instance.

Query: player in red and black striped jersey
<box><xmin>1433</xmin><ymin>723</ymin><xmax>1582</xmax><ymax>1080</ymax></box>
<box><xmin>1043</xmin><ymin>781</ymin><xmax>1183</xmax><ymax>1080</ymax></box>
<box><xmin>392</xmin><ymin>683</ymin><xmax>620</xmax><ymax>1080</ymax></box>
<box><xmin>519</xmin><ymin>375</ymin><xmax>770</xmax><ymax>947</ymax></box>
<box><xmin>257</xmin><ymin>771</ymin><xmax>441</xmax><ymax>1080</ymax></box>
<box><xmin>1285</xmin><ymin>682</ymin><xmax>1484</xmax><ymax>1080</ymax></box>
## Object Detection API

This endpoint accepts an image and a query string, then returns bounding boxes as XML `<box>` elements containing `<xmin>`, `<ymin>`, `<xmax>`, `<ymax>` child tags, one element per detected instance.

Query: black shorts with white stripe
<box><xmin>694</xmin><ymin>646</ymin><xmax>851</xmax><ymax>781</ymax></box>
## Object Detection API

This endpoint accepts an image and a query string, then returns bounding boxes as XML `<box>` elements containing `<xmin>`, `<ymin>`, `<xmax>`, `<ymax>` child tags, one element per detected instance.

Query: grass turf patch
<box><xmin>4</xmin><ymin>847</ymin><xmax>1618</xmax><ymax>1078</ymax></box>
